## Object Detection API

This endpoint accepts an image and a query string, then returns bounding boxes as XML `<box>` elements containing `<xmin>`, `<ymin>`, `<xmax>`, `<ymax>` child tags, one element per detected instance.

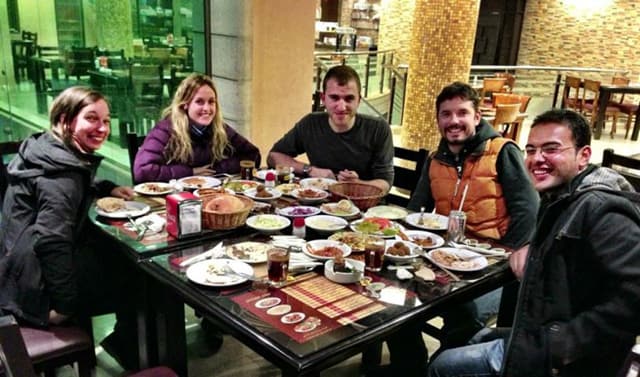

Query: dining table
<box><xmin>89</xmin><ymin>178</ymin><xmax>516</xmax><ymax>376</ymax></box>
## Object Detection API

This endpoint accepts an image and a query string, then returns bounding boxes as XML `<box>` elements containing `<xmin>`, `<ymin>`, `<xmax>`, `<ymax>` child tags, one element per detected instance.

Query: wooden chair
<box><xmin>562</xmin><ymin>75</ymin><xmax>583</xmax><ymax>112</ymax></box>
<box><xmin>581</xmin><ymin>79</ymin><xmax>620</xmax><ymax>133</ymax></box>
<box><xmin>490</xmin><ymin>103</ymin><xmax>521</xmax><ymax>140</ymax></box>
<box><xmin>480</xmin><ymin>77</ymin><xmax>508</xmax><ymax>107</ymax></box>
<box><xmin>495</xmin><ymin>72</ymin><xmax>516</xmax><ymax>93</ymax></box>
<box><xmin>129</xmin><ymin>64</ymin><xmax>164</xmax><ymax>129</ymax></box>
<box><xmin>127</xmin><ymin>132</ymin><xmax>147</xmax><ymax>184</ymax></box>
<box><xmin>601</xmin><ymin>148</ymin><xmax>640</xmax><ymax>190</ymax></box>
<box><xmin>0</xmin><ymin>315</ymin><xmax>178</xmax><ymax>377</ymax></box>
<box><xmin>0</xmin><ymin>315</ymin><xmax>94</xmax><ymax>377</ymax></box>
<box><xmin>64</xmin><ymin>47</ymin><xmax>95</xmax><ymax>81</ymax></box>
<box><xmin>609</xmin><ymin>76</ymin><xmax>638</xmax><ymax>139</ymax></box>
<box><xmin>386</xmin><ymin>147</ymin><xmax>428</xmax><ymax>207</ymax></box>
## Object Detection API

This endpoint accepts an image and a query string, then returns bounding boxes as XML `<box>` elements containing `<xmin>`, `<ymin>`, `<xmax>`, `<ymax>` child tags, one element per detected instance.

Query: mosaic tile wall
<box><xmin>400</xmin><ymin>0</ymin><xmax>480</xmax><ymax>150</ymax></box>
<box><xmin>377</xmin><ymin>0</ymin><xmax>415</xmax><ymax>65</ymax></box>
<box><xmin>518</xmin><ymin>0</ymin><xmax>640</xmax><ymax>87</ymax></box>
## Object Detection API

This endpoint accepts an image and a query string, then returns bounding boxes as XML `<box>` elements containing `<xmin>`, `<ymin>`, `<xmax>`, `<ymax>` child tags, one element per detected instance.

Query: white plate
<box><xmin>277</xmin><ymin>206</ymin><xmax>321</xmax><ymax>218</ymax></box>
<box><xmin>328</xmin><ymin>231</ymin><xmax>368</xmax><ymax>252</ymax></box>
<box><xmin>225</xmin><ymin>241</ymin><xmax>272</xmax><ymax>263</ymax></box>
<box><xmin>178</xmin><ymin>176</ymin><xmax>221</xmax><ymax>189</ymax></box>
<box><xmin>384</xmin><ymin>239</ymin><xmax>422</xmax><ymax>262</ymax></box>
<box><xmin>193</xmin><ymin>188</ymin><xmax>235</xmax><ymax>196</ymax></box>
<box><xmin>365</xmin><ymin>206</ymin><xmax>408</xmax><ymax>220</ymax></box>
<box><xmin>224</xmin><ymin>180</ymin><xmax>260</xmax><ymax>193</ymax></box>
<box><xmin>243</xmin><ymin>187</ymin><xmax>282</xmax><ymax>201</ymax></box>
<box><xmin>95</xmin><ymin>201</ymin><xmax>151</xmax><ymax>219</ymax></box>
<box><xmin>246</xmin><ymin>214</ymin><xmax>290</xmax><ymax>233</ymax></box>
<box><xmin>350</xmin><ymin>218</ymin><xmax>405</xmax><ymax>238</ymax></box>
<box><xmin>290</xmin><ymin>188</ymin><xmax>329</xmax><ymax>204</ymax></box>
<box><xmin>396</xmin><ymin>230</ymin><xmax>445</xmax><ymax>250</ymax></box>
<box><xmin>303</xmin><ymin>239</ymin><xmax>352</xmax><ymax>260</ymax></box>
<box><xmin>133</xmin><ymin>182</ymin><xmax>173</xmax><ymax>196</ymax></box>
<box><xmin>275</xmin><ymin>183</ymin><xmax>301</xmax><ymax>196</ymax></box>
<box><xmin>255</xmin><ymin>169</ymin><xmax>276</xmax><ymax>181</ymax></box>
<box><xmin>405</xmin><ymin>212</ymin><xmax>448</xmax><ymax>231</ymax></box>
<box><xmin>426</xmin><ymin>247</ymin><xmax>488</xmax><ymax>272</ymax></box>
<box><xmin>305</xmin><ymin>215</ymin><xmax>349</xmax><ymax>233</ymax></box>
<box><xmin>185</xmin><ymin>259</ymin><xmax>254</xmax><ymax>287</ymax></box>
<box><xmin>299</xmin><ymin>177</ymin><xmax>337</xmax><ymax>191</ymax></box>
<box><xmin>320</xmin><ymin>202</ymin><xmax>360</xmax><ymax>218</ymax></box>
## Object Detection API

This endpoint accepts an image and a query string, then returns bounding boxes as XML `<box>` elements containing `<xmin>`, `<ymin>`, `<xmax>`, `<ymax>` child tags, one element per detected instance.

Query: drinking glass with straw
<box><xmin>447</xmin><ymin>183</ymin><xmax>468</xmax><ymax>243</ymax></box>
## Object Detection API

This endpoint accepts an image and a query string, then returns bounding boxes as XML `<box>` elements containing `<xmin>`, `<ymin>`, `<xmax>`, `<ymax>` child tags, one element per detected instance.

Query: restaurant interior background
<box><xmin>1</xmin><ymin>0</ymin><xmax>640</xmax><ymax>188</ymax></box>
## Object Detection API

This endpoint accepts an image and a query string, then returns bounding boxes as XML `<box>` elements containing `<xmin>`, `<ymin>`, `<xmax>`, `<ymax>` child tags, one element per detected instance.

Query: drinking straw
<box><xmin>458</xmin><ymin>183</ymin><xmax>469</xmax><ymax>211</ymax></box>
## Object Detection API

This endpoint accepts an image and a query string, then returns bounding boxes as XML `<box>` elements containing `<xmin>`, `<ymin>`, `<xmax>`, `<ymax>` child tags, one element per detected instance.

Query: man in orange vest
<box><xmin>378</xmin><ymin>82</ymin><xmax>538</xmax><ymax>376</ymax></box>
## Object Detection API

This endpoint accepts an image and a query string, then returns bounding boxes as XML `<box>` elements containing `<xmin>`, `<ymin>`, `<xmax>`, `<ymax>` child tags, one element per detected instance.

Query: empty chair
<box><xmin>147</xmin><ymin>47</ymin><xmax>171</xmax><ymax>67</ymax></box>
<box><xmin>386</xmin><ymin>146</ymin><xmax>429</xmax><ymax>207</ymax></box>
<box><xmin>495</xmin><ymin>72</ymin><xmax>516</xmax><ymax>93</ymax></box>
<box><xmin>480</xmin><ymin>77</ymin><xmax>508</xmax><ymax>107</ymax></box>
<box><xmin>64</xmin><ymin>47</ymin><xmax>95</xmax><ymax>81</ymax></box>
<box><xmin>601</xmin><ymin>148</ymin><xmax>640</xmax><ymax>190</ymax></box>
<box><xmin>562</xmin><ymin>75</ymin><xmax>583</xmax><ymax>112</ymax></box>
<box><xmin>492</xmin><ymin>92</ymin><xmax>521</xmax><ymax>107</ymax></box>
<box><xmin>96</xmin><ymin>48</ymin><xmax>127</xmax><ymax>70</ymax></box>
<box><xmin>490</xmin><ymin>103</ymin><xmax>521</xmax><ymax>140</ymax></box>
<box><xmin>581</xmin><ymin>79</ymin><xmax>620</xmax><ymax>132</ymax></box>
<box><xmin>609</xmin><ymin>76</ymin><xmax>639</xmax><ymax>139</ymax></box>
<box><xmin>129</xmin><ymin>64</ymin><xmax>164</xmax><ymax>128</ymax></box>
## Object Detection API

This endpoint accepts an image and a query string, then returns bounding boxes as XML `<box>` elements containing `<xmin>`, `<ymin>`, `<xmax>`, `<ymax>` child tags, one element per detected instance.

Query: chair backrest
<box><xmin>495</xmin><ymin>72</ymin><xmax>516</xmax><ymax>93</ymax></box>
<box><xmin>602</xmin><ymin>148</ymin><xmax>640</xmax><ymax>190</ymax></box>
<box><xmin>127</xmin><ymin>132</ymin><xmax>147</xmax><ymax>184</ymax></box>
<box><xmin>0</xmin><ymin>315</ymin><xmax>38</xmax><ymax>377</ymax></box>
<box><xmin>611</xmin><ymin>76</ymin><xmax>630</xmax><ymax>103</ymax></box>
<box><xmin>386</xmin><ymin>147</ymin><xmax>428</xmax><ymax>207</ymax></box>
<box><xmin>64</xmin><ymin>47</ymin><xmax>95</xmax><ymax>79</ymax></box>
<box><xmin>169</xmin><ymin>66</ymin><xmax>192</xmax><ymax>97</ymax></box>
<box><xmin>147</xmin><ymin>47</ymin><xmax>171</xmax><ymax>66</ymax></box>
<box><xmin>492</xmin><ymin>93</ymin><xmax>521</xmax><ymax>107</ymax></box>
<box><xmin>1</xmin><ymin>140</ymin><xmax>22</xmax><ymax>207</ymax></box>
<box><xmin>582</xmin><ymin>78</ymin><xmax>601</xmax><ymax>117</ymax></box>
<box><xmin>22</xmin><ymin>30</ymin><xmax>37</xmax><ymax>44</ymax></box>
<box><xmin>480</xmin><ymin>77</ymin><xmax>507</xmax><ymax>101</ymax></box>
<box><xmin>130</xmin><ymin>64</ymin><xmax>163</xmax><ymax>103</ymax></box>
<box><xmin>563</xmin><ymin>75</ymin><xmax>582</xmax><ymax>111</ymax></box>
<box><xmin>491</xmin><ymin>103</ymin><xmax>520</xmax><ymax>127</ymax></box>
<box><xmin>37</xmin><ymin>46</ymin><xmax>62</xmax><ymax>59</ymax></box>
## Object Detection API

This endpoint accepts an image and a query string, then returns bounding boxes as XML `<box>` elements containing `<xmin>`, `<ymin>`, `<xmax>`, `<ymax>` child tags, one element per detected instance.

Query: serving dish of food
<box><xmin>300</xmin><ymin>177</ymin><xmax>337</xmax><ymax>191</ymax></box>
<box><xmin>426</xmin><ymin>248</ymin><xmax>488</xmax><ymax>272</ymax></box>
<box><xmin>290</xmin><ymin>187</ymin><xmax>329</xmax><ymax>204</ymax></box>
<box><xmin>225</xmin><ymin>241</ymin><xmax>272</xmax><ymax>263</ymax></box>
<box><xmin>350</xmin><ymin>217</ymin><xmax>404</xmax><ymax>237</ymax></box>
<box><xmin>324</xmin><ymin>256</ymin><xmax>364</xmax><ymax>284</ymax></box>
<box><xmin>95</xmin><ymin>197</ymin><xmax>151</xmax><ymax>218</ymax></box>
<box><xmin>320</xmin><ymin>200</ymin><xmax>360</xmax><ymax>217</ymax></box>
<box><xmin>245</xmin><ymin>214</ymin><xmax>290</xmax><ymax>234</ymax></box>
<box><xmin>133</xmin><ymin>182</ymin><xmax>173</xmax><ymax>196</ymax></box>
<box><xmin>303</xmin><ymin>239</ymin><xmax>351</xmax><ymax>260</ymax></box>
<box><xmin>364</xmin><ymin>205</ymin><xmax>409</xmax><ymax>220</ymax></box>
<box><xmin>177</xmin><ymin>176</ymin><xmax>221</xmax><ymax>189</ymax></box>
<box><xmin>304</xmin><ymin>215</ymin><xmax>349</xmax><ymax>233</ymax></box>
<box><xmin>328</xmin><ymin>231</ymin><xmax>368</xmax><ymax>252</ymax></box>
<box><xmin>384</xmin><ymin>239</ymin><xmax>422</xmax><ymax>262</ymax></box>
<box><xmin>396</xmin><ymin>230</ymin><xmax>445</xmax><ymax>249</ymax></box>
<box><xmin>275</xmin><ymin>183</ymin><xmax>301</xmax><ymax>195</ymax></box>
<box><xmin>277</xmin><ymin>206</ymin><xmax>321</xmax><ymax>218</ymax></box>
<box><xmin>224</xmin><ymin>180</ymin><xmax>259</xmax><ymax>193</ymax></box>
<box><xmin>404</xmin><ymin>212</ymin><xmax>448</xmax><ymax>231</ymax></box>
<box><xmin>243</xmin><ymin>185</ymin><xmax>282</xmax><ymax>201</ymax></box>
<box><xmin>186</xmin><ymin>259</ymin><xmax>254</xmax><ymax>287</ymax></box>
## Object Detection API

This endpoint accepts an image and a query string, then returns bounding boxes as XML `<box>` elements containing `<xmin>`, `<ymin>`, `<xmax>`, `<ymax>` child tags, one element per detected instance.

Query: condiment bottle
<box><xmin>265</xmin><ymin>171</ymin><xmax>276</xmax><ymax>188</ymax></box>
<box><xmin>292</xmin><ymin>217</ymin><xmax>306</xmax><ymax>238</ymax></box>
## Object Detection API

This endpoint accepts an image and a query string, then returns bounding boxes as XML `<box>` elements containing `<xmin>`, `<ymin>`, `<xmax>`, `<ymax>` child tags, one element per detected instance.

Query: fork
<box><xmin>222</xmin><ymin>263</ymin><xmax>259</xmax><ymax>281</ymax></box>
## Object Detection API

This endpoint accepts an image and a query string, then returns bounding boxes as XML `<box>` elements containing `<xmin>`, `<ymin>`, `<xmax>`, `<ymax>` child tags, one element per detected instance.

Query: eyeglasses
<box><xmin>524</xmin><ymin>145</ymin><xmax>575</xmax><ymax>157</ymax></box>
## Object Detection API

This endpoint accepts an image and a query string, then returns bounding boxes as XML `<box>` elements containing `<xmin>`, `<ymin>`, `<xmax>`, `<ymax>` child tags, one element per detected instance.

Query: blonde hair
<box><xmin>49</xmin><ymin>86</ymin><xmax>108</xmax><ymax>147</ymax></box>
<box><xmin>161</xmin><ymin>73</ymin><xmax>229</xmax><ymax>164</ymax></box>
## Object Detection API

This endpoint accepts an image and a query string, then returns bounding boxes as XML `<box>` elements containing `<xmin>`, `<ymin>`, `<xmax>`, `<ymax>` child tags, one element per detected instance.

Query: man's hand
<box><xmin>509</xmin><ymin>245</ymin><xmax>529</xmax><ymax>280</ymax></box>
<box><xmin>337</xmin><ymin>169</ymin><xmax>359</xmax><ymax>182</ymax></box>
<box><xmin>49</xmin><ymin>309</ymin><xmax>69</xmax><ymax>325</ymax></box>
<box><xmin>110</xmin><ymin>186</ymin><xmax>134</xmax><ymax>200</ymax></box>
<box><xmin>309</xmin><ymin>166</ymin><xmax>336</xmax><ymax>179</ymax></box>
<box><xmin>193</xmin><ymin>165</ymin><xmax>216</xmax><ymax>176</ymax></box>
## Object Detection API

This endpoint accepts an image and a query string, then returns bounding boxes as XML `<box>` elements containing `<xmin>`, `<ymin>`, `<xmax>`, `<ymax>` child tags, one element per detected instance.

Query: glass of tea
<box><xmin>267</xmin><ymin>247</ymin><xmax>289</xmax><ymax>287</ymax></box>
<box><xmin>364</xmin><ymin>235</ymin><xmax>385</xmax><ymax>272</ymax></box>
<box><xmin>276</xmin><ymin>165</ymin><xmax>292</xmax><ymax>185</ymax></box>
<box><xmin>240</xmin><ymin>160</ymin><xmax>255</xmax><ymax>180</ymax></box>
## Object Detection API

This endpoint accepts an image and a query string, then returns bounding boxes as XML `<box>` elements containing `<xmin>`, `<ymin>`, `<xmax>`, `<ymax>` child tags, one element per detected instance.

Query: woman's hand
<box><xmin>193</xmin><ymin>165</ymin><xmax>216</xmax><ymax>176</ymax></box>
<box><xmin>337</xmin><ymin>169</ymin><xmax>359</xmax><ymax>182</ymax></box>
<box><xmin>110</xmin><ymin>186</ymin><xmax>134</xmax><ymax>200</ymax></box>
<box><xmin>48</xmin><ymin>309</ymin><xmax>69</xmax><ymax>325</ymax></box>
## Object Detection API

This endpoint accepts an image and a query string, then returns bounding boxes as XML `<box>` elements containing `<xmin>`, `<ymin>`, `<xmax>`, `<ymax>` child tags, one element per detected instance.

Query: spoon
<box><xmin>418</xmin><ymin>206</ymin><xmax>425</xmax><ymax>225</ymax></box>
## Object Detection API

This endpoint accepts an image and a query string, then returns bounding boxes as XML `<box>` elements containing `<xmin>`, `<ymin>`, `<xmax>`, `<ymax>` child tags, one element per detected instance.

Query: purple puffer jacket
<box><xmin>133</xmin><ymin>119</ymin><xmax>261</xmax><ymax>183</ymax></box>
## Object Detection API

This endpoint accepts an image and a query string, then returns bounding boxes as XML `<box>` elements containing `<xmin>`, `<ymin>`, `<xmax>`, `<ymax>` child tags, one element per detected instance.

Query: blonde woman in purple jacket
<box><xmin>133</xmin><ymin>73</ymin><xmax>260</xmax><ymax>183</ymax></box>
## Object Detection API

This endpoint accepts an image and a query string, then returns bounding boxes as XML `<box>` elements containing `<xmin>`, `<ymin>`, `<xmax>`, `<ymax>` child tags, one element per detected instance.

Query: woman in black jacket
<box><xmin>0</xmin><ymin>86</ymin><xmax>139</xmax><ymax>369</ymax></box>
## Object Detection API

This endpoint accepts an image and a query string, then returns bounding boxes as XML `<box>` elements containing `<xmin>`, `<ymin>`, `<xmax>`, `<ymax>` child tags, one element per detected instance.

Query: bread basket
<box><xmin>201</xmin><ymin>193</ymin><xmax>254</xmax><ymax>230</ymax></box>
<box><xmin>328</xmin><ymin>182</ymin><xmax>385</xmax><ymax>211</ymax></box>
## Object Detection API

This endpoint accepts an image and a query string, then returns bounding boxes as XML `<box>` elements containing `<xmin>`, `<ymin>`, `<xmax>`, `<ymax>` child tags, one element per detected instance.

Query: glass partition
<box><xmin>0</xmin><ymin>0</ymin><xmax>204</xmax><ymax>184</ymax></box>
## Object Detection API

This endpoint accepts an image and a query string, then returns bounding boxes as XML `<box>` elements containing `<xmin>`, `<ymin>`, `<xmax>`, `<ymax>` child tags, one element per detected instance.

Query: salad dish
<box><xmin>246</xmin><ymin>214</ymin><xmax>290</xmax><ymax>234</ymax></box>
<box><xmin>350</xmin><ymin>217</ymin><xmax>404</xmax><ymax>237</ymax></box>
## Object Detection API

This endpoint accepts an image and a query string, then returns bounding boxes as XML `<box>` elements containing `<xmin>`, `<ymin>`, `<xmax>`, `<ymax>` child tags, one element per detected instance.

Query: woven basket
<box><xmin>201</xmin><ymin>193</ymin><xmax>254</xmax><ymax>230</ymax></box>
<box><xmin>328</xmin><ymin>182</ymin><xmax>385</xmax><ymax>211</ymax></box>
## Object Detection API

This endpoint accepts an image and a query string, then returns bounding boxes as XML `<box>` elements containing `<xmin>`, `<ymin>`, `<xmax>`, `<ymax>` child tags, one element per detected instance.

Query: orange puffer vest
<box><xmin>430</xmin><ymin>138</ymin><xmax>513</xmax><ymax>241</ymax></box>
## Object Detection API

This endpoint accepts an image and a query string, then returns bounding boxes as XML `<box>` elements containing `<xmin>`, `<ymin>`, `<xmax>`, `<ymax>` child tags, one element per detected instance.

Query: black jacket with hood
<box><xmin>0</xmin><ymin>132</ymin><xmax>115</xmax><ymax>327</ymax></box>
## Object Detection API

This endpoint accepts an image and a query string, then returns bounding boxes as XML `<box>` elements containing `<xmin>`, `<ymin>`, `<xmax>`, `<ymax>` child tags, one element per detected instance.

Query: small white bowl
<box><xmin>243</xmin><ymin>187</ymin><xmax>283</xmax><ymax>201</ymax></box>
<box><xmin>291</xmin><ymin>187</ymin><xmax>329</xmax><ymax>204</ymax></box>
<box><xmin>324</xmin><ymin>258</ymin><xmax>364</xmax><ymax>284</ymax></box>
<box><xmin>246</xmin><ymin>214</ymin><xmax>290</xmax><ymax>234</ymax></box>
<box><xmin>303</xmin><ymin>239</ymin><xmax>352</xmax><ymax>260</ymax></box>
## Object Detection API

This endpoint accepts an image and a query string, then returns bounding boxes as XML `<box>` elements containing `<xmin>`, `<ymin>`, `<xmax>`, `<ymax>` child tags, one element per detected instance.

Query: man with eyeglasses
<box><xmin>376</xmin><ymin>82</ymin><xmax>538</xmax><ymax>376</ymax></box>
<box><xmin>428</xmin><ymin>109</ymin><xmax>640</xmax><ymax>377</ymax></box>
